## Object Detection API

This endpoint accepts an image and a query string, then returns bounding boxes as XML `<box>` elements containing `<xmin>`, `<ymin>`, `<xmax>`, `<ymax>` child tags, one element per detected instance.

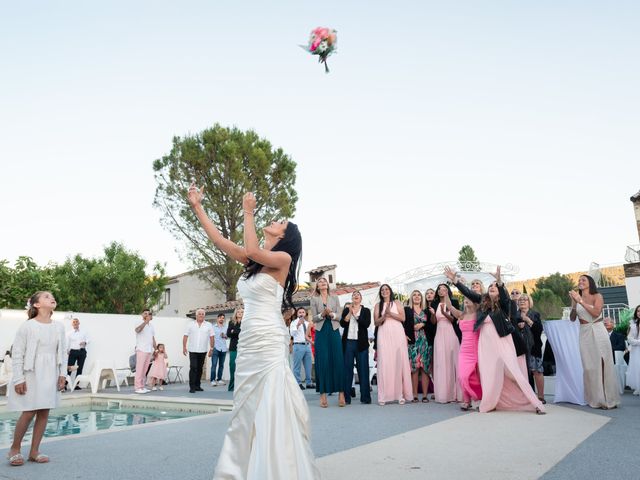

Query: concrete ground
<box><xmin>1</xmin><ymin>381</ymin><xmax>639</xmax><ymax>479</ymax></box>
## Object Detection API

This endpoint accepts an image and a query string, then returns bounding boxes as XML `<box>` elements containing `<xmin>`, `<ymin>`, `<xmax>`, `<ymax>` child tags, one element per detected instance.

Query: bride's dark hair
<box><xmin>243</xmin><ymin>222</ymin><xmax>302</xmax><ymax>310</ymax></box>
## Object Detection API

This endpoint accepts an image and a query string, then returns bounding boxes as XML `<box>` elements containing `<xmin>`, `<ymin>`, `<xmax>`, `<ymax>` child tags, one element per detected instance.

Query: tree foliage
<box><xmin>530</xmin><ymin>288</ymin><xmax>564</xmax><ymax>320</ymax></box>
<box><xmin>52</xmin><ymin>242</ymin><xmax>168</xmax><ymax>314</ymax></box>
<box><xmin>152</xmin><ymin>124</ymin><xmax>298</xmax><ymax>300</ymax></box>
<box><xmin>457</xmin><ymin>245</ymin><xmax>480</xmax><ymax>271</ymax></box>
<box><xmin>534</xmin><ymin>272</ymin><xmax>575</xmax><ymax>306</ymax></box>
<box><xmin>0</xmin><ymin>243</ymin><xmax>167</xmax><ymax>314</ymax></box>
<box><xmin>0</xmin><ymin>257</ymin><xmax>58</xmax><ymax>309</ymax></box>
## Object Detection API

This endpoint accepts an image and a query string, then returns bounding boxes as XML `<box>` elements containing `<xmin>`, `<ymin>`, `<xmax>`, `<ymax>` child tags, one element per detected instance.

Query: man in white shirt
<box><xmin>67</xmin><ymin>318</ymin><xmax>89</xmax><ymax>389</ymax></box>
<box><xmin>290</xmin><ymin>307</ymin><xmax>315</xmax><ymax>390</ymax></box>
<box><xmin>134</xmin><ymin>309</ymin><xmax>157</xmax><ymax>394</ymax></box>
<box><xmin>183</xmin><ymin>308</ymin><xmax>215</xmax><ymax>393</ymax></box>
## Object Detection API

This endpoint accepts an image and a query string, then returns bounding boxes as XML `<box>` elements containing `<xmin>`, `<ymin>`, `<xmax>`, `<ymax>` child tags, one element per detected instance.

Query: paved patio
<box><xmin>1</xmin><ymin>382</ymin><xmax>639</xmax><ymax>479</ymax></box>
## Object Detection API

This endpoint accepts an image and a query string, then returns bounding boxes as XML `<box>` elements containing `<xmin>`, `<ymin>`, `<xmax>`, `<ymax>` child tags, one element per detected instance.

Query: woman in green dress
<box><xmin>408</xmin><ymin>290</ymin><xmax>431</xmax><ymax>402</ymax></box>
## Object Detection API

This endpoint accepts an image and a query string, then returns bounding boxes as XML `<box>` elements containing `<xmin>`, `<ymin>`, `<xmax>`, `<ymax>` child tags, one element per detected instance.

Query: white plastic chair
<box><xmin>114</xmin><ymin>367</ymin><xmax>133</xmax><ymax>387</ymax></box>
<box><xmin>70</xmin><ymin>361</ymin><xmax>120</xmax><ymax>394</ymax></box>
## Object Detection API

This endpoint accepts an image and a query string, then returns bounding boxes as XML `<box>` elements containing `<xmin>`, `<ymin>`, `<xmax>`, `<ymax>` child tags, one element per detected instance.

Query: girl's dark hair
<box><xmin>243</xmin><ymin>222</ymin><xmax>302</xmax><ymax>310</ymax></box>
<box><xmin>634</xmin><ymin>305</ymin><xmax>640</xmax><ymax>336</ymax></box>
<box><xmin>578</xmin><ymin>275</ymin><xmax>599</xmax><ymax>296</ymax></box>
<box><xmin>156</xmin><ymin>343</ymin><xmax>165</xmax><ymax>351</ymax></box>
<box><xmin>430</xmin><ymin>283</ymin><xmax>453</xmax><ymax>311</ymax></box>
<box><xmin>27</xmin><ymin>291</ymin><xmax>49</xmax><ymax>319</ymax></box>
<box><xmin>377</xmin><ymin>284</ymin><xmax>395</xmax><ymax>317</ymax></box>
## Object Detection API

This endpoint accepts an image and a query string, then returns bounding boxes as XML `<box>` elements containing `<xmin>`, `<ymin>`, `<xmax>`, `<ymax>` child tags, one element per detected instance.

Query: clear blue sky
<box><xmin>1</xmin><ymin>1</ymin><xmax>639</xmax><ymax>285</ymax></box>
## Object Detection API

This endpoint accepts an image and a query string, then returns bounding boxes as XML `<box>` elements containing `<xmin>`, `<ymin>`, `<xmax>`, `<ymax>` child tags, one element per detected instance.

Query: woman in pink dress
<box><xmin>442</xmin><ymin>293</ymin><xmax>482</xmax><ymax>410</ymax></box>
<box><xmin>446</xmin><ymin>266</ymin><xmax>545</xmax><ymax>414</ymax></box>
<box><xmin>373</xmin><ymin>284</ymin><xmax>413</xmax><ymax>406</ymax></box>
<box><xmin>431</xmin><ymin>284</ymin><xmax>462</xmax><ymax>403</ymax></box>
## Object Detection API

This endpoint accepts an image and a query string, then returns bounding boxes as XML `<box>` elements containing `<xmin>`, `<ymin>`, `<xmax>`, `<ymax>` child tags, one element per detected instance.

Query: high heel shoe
<box><xmin>338</xmin><ymin>393</ymin><xmax>346</xmax><ymax>407</ymax></box>
<box><xmin>320</xmin><ymin>394</ymin><xmax>328</xmax><ymax>408</ymax></box>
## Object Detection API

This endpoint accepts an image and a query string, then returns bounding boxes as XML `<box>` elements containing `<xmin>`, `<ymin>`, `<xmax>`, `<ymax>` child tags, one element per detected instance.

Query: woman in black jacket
<box><xmin>444</xmin><ymin>266</ymin><xmax>545</xmax><ymax>414</ymax></box>
<box><xmin>340</xmin><ymin>291</ymin><xmax>372</xmax><ymax>405</ymax></box>
<box><xmin>226</xmin><ymin>307</ymin><xmax>243</xmax><ymax>391</ymax></box>
<box><xmin>518</xmin><ymin>294</ymin><xmax>545</xmax><ymax>403</ymax></box>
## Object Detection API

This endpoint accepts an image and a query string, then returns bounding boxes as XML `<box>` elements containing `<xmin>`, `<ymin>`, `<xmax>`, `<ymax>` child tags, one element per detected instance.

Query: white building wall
<box><xmin>157</xmin><ymin>272</ymin><xmax>226</xmax><ymax>317</ymax></box>
<box><xmin>626</xmin><ymin>277</ymin><xmax>640</xmax><ymax>309</ymax></box>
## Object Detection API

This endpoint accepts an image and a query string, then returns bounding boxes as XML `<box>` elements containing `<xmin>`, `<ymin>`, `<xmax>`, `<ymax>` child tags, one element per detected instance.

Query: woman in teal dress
<box><xmin>310</xmin><ymin>277</ymin><xmax>344</xmax><ymax>407</ymax></box>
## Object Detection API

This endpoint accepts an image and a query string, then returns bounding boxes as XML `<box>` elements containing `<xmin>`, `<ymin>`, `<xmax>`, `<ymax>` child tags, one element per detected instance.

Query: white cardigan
<box><xmin>11</xmin><ymin>320</ymin><xmax>67</xmax><ymax>385</ymax></box>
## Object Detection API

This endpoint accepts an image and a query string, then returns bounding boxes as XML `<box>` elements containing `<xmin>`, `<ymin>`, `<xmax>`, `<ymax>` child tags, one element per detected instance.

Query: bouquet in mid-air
<box><xmin>302</xmin><ymin>27</ymin><xmax>337</xmax><ymax>73</ymax></box>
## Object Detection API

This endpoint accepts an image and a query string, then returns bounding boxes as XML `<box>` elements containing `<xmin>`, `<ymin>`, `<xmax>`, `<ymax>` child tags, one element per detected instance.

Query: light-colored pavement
<box><xmin>318</xmin><ymin>405</ymin><xmax>609</xmax><ymax>479</ymax></box>
<box><xmin>0</xmin><ymin>383</ymin><xmax>639</xmax><ymax>480</ymax></box>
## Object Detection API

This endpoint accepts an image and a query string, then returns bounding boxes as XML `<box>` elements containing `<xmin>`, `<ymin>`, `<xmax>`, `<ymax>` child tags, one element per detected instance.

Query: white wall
<box><xmin>0</xmin><ymin>309</ymin><xmax>232</xmax><ymax>381</ymax></box>
<box><xmin>626</xmin><ymin>277</ymin><xmax>640</xmax><ymax>309</ymax></box>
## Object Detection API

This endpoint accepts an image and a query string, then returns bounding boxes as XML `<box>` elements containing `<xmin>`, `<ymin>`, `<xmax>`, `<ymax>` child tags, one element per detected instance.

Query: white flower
<box><xmin>316</xmin><ymin>41</ymin><xmax>328</xmax><ymax>53</ymax></box>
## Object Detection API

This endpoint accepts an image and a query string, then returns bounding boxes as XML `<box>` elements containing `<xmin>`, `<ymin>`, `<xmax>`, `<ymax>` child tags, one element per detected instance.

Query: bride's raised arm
<box><xmin>188</xmin><ymin>183</ymin><xmax>249</xmax><ymax>265</ymax></box>
<box><xmin>242</xmin><ymin>192</ymin><xmax>291</xmax><ymax>270</ymax></box>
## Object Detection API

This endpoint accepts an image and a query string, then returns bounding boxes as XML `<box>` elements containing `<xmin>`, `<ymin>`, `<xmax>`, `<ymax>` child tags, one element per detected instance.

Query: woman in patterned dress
<box><xmin>407</xmin><ymin>290</ymin><xmax>431</xmax><ymax>403</ymax></box>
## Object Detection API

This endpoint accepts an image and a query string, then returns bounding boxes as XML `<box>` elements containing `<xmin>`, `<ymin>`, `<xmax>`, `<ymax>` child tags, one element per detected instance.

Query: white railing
<box><xmin>602</xmin><ymin>303</ymin><xmax>629</xmax><ymax>323</ymax></box>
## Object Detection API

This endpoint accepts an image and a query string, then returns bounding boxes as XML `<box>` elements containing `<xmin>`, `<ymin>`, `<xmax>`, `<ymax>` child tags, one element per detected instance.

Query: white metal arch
<box><xmin>385</xmin><ymin>261</ymin><xmax>520</xmax><ymax>294</ymax></box>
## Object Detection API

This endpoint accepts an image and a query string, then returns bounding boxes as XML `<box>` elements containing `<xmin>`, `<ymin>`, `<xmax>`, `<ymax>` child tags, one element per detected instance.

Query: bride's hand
<box><xmin>243</xmin><ymin>192</ymin><xmax>257</xmax><ymax>212</ymax></box>
<box><xmin>187</xmin><ymin>183</ymin><xmax>204</xmax><ymax>208</ymax></box>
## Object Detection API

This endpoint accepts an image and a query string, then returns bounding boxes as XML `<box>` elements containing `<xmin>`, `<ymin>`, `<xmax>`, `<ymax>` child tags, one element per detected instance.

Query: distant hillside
<box><xmin>506</xmin><ymin>265</ymin><xmax>625</xmax><ymax>293</ymax></box>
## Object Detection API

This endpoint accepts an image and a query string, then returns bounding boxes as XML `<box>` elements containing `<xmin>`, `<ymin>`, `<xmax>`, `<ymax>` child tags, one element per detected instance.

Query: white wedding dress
<box><xmin>213</xmin><ymin>272</ymin><xmax>320</xmax><ymax>479</ymax></box>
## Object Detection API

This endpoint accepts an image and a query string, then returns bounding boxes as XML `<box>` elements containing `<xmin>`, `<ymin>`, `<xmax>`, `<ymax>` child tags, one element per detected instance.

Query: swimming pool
<box><xmin>0</xmin><ymin>404</ymin><xmax>204</xmax><ymax>446</ymax></box>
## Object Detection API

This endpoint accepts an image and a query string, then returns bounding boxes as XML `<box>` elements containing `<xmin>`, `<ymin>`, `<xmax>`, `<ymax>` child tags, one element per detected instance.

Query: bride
<box><xmin>187</xmin><ymin>185</ymin><xmax>320</xmax><ymax>480</ymax></box>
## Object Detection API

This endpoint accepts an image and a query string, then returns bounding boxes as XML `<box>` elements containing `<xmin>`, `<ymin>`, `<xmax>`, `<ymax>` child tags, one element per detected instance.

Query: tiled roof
<box><xmin>333</xmin><ymin>282</ymin><xmax>380</xmax><ymax>295</ymax></box>
<box><xmin>631</xmin><ymin>190</ymin><xmax>640</xmax><ymax>202</ymax></box>
<box><xmin>306</xmin><ymin>264</ymin><xmax>337</xmax><ymax>274</ymax></box>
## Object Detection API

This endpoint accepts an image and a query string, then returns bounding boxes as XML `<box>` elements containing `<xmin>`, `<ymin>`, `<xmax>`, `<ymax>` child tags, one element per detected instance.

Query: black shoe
<box><xmin>361</xmin><ymin>399</ymin><xmax>372</xmax><ymax>404</ymax></box>
<box><xmin>189</xmin><ymin>389</ymin><xmax>196</xmax><ymax>393</ymax></box>
<box><xmin>299</xmin><ymin>383</ymin><xmax>306</xmax><ymax>390</ymax></box>
<box><xmin>307</xmin><ymin>383</ymin><xmax>316</xmax><ymax>389</ymax></box>
<box><xmin>74</xmin><ymin>386</ymin><xmax>82</xmax><ymax>391</ymax></box>
<box><xmin>195</xmin><ymin>387</ymin><xmax>204</xmax><ymax>391</ymax></box>
<box><xmin>351</xmin><ymin>387</ymin><xmax>356</xmax><ymax>397</ymax></box>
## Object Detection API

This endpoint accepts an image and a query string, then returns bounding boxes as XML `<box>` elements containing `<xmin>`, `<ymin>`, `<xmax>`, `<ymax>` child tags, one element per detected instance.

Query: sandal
<box><xmin>411</xmin><ymin>397</ymin><xmax>419</xmax><ymax>403</ymax></box>
<box><xmin>535</xmin><ymin>407</ymin><xmax>546</xmax><ymax>415</ymax></box>
<box><xmin>538</xmin><ymin>397</ymin><xmax>547</xmax><ymax>405</ymax></box>
<box><xmin>399</xmin><ymin>399</ymin><xmax>406</xmax><ymax>405</ymax></box>
<box><xmin>28</xmin><ymin>453</ymin><xmax>50</xmax><ymax>463</ymax></box>
<box><xmin>7</xmin><ymin>453</ymin><xmax>24</xmax><ymax>466</ymax></box>
<box><xmin>421</xmin><ymin>397</ymin><xmax>429</xmax><ymax>403</ymax></box>
<box><xmin>320</xmin><ymin>394</ymin><xmax>328</xmax><ymax>408</ymax></box>
<box><xmin>460</xmin><ymin>403</ymin><xmax>470</xmax><ymax>411</ymax></box>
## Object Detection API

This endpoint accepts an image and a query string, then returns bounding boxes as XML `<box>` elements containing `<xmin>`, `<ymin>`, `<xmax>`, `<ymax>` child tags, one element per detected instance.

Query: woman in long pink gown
<box><xmin>445</xmin><ymin>266</ymin><xmax>545</xmax><ymax>414</ymax></box>
<box><xmin>444</xmin><ymin>295</ymin><xmax>482</xmax><ymax>410</ymax></box>
<box><xmin>374</xmin><ymin>284</ymin><xmax>413</xmax><ymax>406</ymax></box>
<box><xmin>431</xmin><ymin>284</ymin><xmax>462</xmax><ymax>403</ymax></box>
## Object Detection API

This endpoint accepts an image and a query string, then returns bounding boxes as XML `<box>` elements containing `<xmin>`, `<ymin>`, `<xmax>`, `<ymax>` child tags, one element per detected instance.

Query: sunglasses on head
<box><xmin>511</xmin><ymin>291</ymin><xmax>520</xmax><ymax>295</ymax></box>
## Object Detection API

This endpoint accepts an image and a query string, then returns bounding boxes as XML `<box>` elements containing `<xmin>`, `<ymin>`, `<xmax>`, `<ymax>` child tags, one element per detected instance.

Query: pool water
<box><xmin>0</xmin><ymin>405</ymin><xmax>201</xmax><ymax>446</ymax></box>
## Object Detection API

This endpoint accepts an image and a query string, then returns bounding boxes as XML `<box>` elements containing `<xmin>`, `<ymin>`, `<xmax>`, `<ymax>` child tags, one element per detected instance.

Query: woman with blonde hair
<box><xmin>407</xmin><ymin>290</ymin><xmax>431</xmax><ymax>402</ymax></box>
<box><xmin>226</xmin><ymin>306</ymin><xmax>243</xmax><ymax>391</ymax></box>
<box><xmin>310</xmin><ymin>277</ymin><xmax>344</xmax><ymax>408</ymax></box>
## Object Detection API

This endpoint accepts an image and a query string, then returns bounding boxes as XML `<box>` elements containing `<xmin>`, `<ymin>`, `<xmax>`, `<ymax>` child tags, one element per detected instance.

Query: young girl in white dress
<box><xmin>7</xmin><ymin>291</ymin><xmax>67</xmax><ymax>466</ymax></box>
